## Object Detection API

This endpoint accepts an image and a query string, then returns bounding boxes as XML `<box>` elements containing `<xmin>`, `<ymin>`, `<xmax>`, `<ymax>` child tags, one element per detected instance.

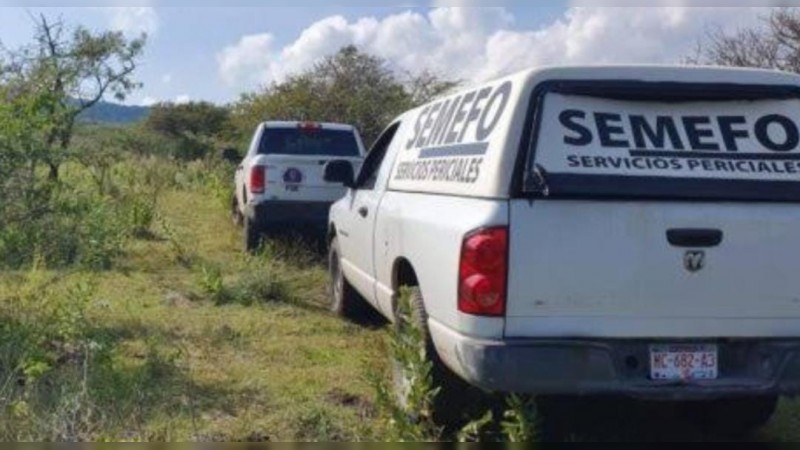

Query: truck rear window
<box><xmin>258</xmin><ymin>128</ymin><xmax>360</xmax><ymax>157</ymax></box>
<box><xmin>525</xmin><ymin>82</ymin><xmax>800</xmax><ymax>201</ymax></box>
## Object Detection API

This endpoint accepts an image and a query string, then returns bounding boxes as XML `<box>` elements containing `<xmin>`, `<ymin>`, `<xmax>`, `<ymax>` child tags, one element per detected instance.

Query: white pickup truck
<box><xmin>232</xmin><ymin>121</ymin><xmax>364</xmax><ymax>251</ymax></box>
<box><xmin>324</xmin><ymin>65</ymin><xmax>800</xmax><ymax>431</ymax></box>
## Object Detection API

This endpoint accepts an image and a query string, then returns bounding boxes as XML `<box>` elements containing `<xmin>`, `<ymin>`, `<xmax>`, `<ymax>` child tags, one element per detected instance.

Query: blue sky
<box><xmin>0</xmin><ymin>4</ymin><xmax>772</xmax><ymax>105</ymax></box>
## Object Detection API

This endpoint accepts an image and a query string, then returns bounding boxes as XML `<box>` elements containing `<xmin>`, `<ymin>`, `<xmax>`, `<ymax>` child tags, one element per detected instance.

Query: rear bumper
<box><xmin>245</xmin><ymin>200</ymin><xmax>330</xmax><ymax>230</ymax></box>
<box><xmin>429</xmin><ymin>320</ymin><xmax>800</xmax><ymax>400</ymax></box>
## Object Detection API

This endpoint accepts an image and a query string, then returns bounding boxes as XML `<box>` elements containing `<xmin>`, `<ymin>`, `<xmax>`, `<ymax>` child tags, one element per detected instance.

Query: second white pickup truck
<box><xmin>232</xmin><ymin>121</ymin><xmax>364</xmax><ymax>251</ymax></box>
<box><xmin>324</xmin><ymin>65</ymin><xmax>800</xmax><ymax>431</ymax></box>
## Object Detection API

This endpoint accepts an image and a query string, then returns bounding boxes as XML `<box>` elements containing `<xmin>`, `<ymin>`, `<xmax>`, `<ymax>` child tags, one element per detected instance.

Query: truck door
<box><xmin>337</xmin><ymin>123</ymin><xmax>400</xmax><ymax>312</ymax></box>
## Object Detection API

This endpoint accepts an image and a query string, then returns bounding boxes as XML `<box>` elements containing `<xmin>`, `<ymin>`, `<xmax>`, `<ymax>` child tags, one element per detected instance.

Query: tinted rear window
<box><xmin>525</xmin><ymin>81</ymin><xmax>800</xmax><ymax>201</ymax></box>
<box><xmin>258</xmin><ymin>128</ymin><xmax>360</xmax><ymax>157</ymax></box>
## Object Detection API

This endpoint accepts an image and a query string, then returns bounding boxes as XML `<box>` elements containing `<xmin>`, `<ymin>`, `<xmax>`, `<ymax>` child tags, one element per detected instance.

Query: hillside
<box><xmin>78</xmin><ymin>101</ymin><xmax>150</xmax><ymax>124</ymax></box>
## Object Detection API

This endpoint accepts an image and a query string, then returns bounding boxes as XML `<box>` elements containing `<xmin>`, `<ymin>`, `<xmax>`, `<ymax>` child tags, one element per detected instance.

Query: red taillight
<box><xmin>250</xmin><ymin>165</ymin><xmax>266</xmax><ymax>194</ymax></box>
<box><xmin>458</xmin><ymin>226</ymin><xmax>508</xmax><ymax>316</ymax></box>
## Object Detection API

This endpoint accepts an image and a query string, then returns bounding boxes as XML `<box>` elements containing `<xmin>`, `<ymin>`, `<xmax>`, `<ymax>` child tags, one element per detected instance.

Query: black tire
<box><xmin>231</xmin><ymin>195</ymin><xmax>244</xmax><ymax>227</ymax></box>
<box><xmin>682</xmin><ymin>395</ymin><xmax>777</xmax><ymax>436</ymax></box>
<box><xmin>328</xmin><ymin>237</ymin><xmax>370</xmax><ymax>321</ymax></box>
<box><xmin>392</xmin><ymin>286</ymin><xmax>493</xmax><ymax>432</ymax></box>
<box><xmin>244</xmin><ymin>217</ymin><xmax>262</xmax><ymax>253</ymax></box>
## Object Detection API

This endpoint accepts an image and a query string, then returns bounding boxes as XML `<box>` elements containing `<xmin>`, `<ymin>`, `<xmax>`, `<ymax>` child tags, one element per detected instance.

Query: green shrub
<box><xmin>373</xmin><ymin>287</ymin><xmax>441</xmax><ymax>441</ymax></box>
<box><xmin>374</xmin><ymin>288</ymin><xmax>540</xmax><ymax>442</ymax></box>
<box><xmin>0</xmin><ymin>188</ymin><xmax>127</xmax><ymax>270</ymax></box>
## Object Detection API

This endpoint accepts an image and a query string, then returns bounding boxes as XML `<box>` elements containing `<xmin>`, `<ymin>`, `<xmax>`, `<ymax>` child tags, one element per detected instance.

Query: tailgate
<box><xmin>507</xmin><ymin>80</ymin><xmax>800</xmax><ymax>338</ymax></box>
<box><xmin>506</xmin><ymin>200</ymin><xmax>800</xmax><ymax>337</ymax></box>
<box><xmin>265</xmin><ymin>155</ymin><xmax>362</xmax><ymax>201</ymax></box>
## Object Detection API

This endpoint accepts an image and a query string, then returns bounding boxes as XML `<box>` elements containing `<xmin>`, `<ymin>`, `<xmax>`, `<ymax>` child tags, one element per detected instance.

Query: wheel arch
<box><xmin>391</xmin><ymin>256</ymin><xmax>421</xmax><ymax>317</ymax></box>
<box><xmin>393</xmin><ymin>256</ymin><xmax>419</xmax><ymax>289</ymax></box>
<box><xmin>327</xmin><ymin>223</ymin><xmax>338</xmax><ymax>245</ymax></box>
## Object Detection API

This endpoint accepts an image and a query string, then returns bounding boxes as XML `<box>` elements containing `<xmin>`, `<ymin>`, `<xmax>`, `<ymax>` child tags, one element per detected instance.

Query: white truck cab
<box><xmin>325</xmin><ymin>65</ymin><xmax>800</xmax><ymax>430</ymax></box>
<box><xmin>233</xmin><ymin>121</ymin><xmax>364</xmax><ymax>251</ymax></box>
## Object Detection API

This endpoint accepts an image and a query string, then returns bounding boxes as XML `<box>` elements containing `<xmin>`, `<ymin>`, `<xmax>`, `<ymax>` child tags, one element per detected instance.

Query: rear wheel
<box><xmin>682</xmin><ymin>395</ymin><xmax>777</xmax><ymax>436</ymax></box>
<box><xmin>231</xmin><ymin>195</ymin><xmax>244</xmax><ymax>227</ymax></box>
<box><xmin>243</xmin><ymin>217</ymin><xmax>262</xmax><ymax>253</ymax></box>
<box><xmin>392</xmin><ymin>286</ymin><xmax>493</xmax><ymax>432</ymax></box>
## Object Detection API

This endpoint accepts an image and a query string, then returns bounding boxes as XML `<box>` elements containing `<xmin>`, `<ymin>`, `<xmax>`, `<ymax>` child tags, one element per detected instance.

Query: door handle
<box><xmin>666</xmin><ymin>228</ymin><xmax>723</xmax><ymax>248</ymax></box>
<box><xmin>358</xmin><ymin>206</ymin><xmax>368</xmax><ymax>218</ymax></box>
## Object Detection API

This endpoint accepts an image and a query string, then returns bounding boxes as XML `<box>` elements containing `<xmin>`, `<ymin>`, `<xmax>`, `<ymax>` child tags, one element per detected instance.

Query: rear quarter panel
<box><xmin>374</xmin><ymin>191</ymin><xmax>508</xmax><ymax>339</ymax></box>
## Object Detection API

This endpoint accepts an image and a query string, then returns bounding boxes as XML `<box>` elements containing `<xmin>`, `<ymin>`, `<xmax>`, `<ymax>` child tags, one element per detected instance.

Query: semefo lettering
<box><xmin>559</xmin><ymin>109</ymin><xmax>800</xmax><ymax>153</ymax></box>
<box><xmin>406</xmin><ymin>81</ymin><xmax>512</xmax><ymax>150</ymax></box>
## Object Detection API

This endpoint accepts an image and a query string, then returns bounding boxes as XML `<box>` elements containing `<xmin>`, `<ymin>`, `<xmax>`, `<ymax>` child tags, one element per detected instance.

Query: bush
<box><xmin>0</xmin><ymin>152</ymin><xmax>181</xmax><ymax>271</ymax></box>
<box><xmin>0</xmin><ymin>188</ymin><xmax>127</xmax><ymax>270</ymax></box>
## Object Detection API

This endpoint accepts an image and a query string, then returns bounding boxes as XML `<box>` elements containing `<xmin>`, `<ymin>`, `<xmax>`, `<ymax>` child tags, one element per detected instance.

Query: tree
<box><xmin>688</xmin><ymin>8</ymin><xmax>800</xmax><ymax>73</ymax></box>
<box><xmin>145</xmin><ymin>101</ymin><xmax>231</xmax><ymax>138</ymax></box>
<box><xmin>230</xmin><ymin>46</ymin><xmax>458</xmax><ymax>147</ymax></box>
<box><xmin>143</xmin><ymin>101</ymin><xmax>233</xmax><ymax>160</ymax></box>
<box><xmin>1</xmin><ymin>15</ymin><xmax>145</xmax><ymax>179</ymax></box>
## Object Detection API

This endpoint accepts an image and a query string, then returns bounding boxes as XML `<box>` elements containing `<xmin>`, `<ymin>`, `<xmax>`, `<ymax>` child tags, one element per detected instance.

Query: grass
<box><xmin>0</xmin><ymin>187</ymin><xmax>387</xmax><ymax>441</ymax></box>
<box><xmin>3</xmin><ymin>178</ymin><xmax>800</xmax><ymax>441</ymax></box>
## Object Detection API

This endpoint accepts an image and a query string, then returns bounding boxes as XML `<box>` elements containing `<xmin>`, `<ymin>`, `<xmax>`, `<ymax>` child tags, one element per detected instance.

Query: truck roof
<box><xmin>261</xmin><ymin>121</ymin><xmax>357</xmax><ymax>131</ymax></box>
<box><xmin>520</xmin><ymin>64</ymin><xmax>800</xmax><ymax>84</ymax></box>
<box><xmin>395</xmin><ymin>65</ymin><xmax>800</xmax><ymax>127</ymax></box>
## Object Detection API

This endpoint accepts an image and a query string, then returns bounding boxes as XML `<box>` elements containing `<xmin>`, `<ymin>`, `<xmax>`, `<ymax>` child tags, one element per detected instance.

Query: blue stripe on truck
<box><xmin>418</xmin><ymin>142</ymin><xmax>489</xmax><ymax>159</ymax></box>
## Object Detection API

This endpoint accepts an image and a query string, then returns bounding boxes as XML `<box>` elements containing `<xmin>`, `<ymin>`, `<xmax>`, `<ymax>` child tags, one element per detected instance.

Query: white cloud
<box><xmin>174</xmin><ymin>95</ymin><xmax>191</xmax><ymax>104</ymax></box>
<box><xmin>106</xmin><ymin>7</ymin><xmax>159</xmax><ymax>37</ymax></box>
<box><xmin>477</xmin><ymin>7</ymin><xmax>765</xmax><ymax>81</ymax></box>
<box><xmin>162</xmin><ymin>73</ymin><xmax>172</xmax><ymax>84</ymax></box>
<box><xmin>217</xmin><ymin>33</ymin><xmax>276</xmax><ymax>91</ymax></box>
<box><xmin>140</xmin><ymin>96</ymin><xmax>157</xmax><ymax>107</ymax></box>
<box><xmin>217</xmin><ymin>6</ymin><xmax>769</xmax><ymax>94</ymax></box>
<box><xmin>431</xmin><ymin>0</ymin><xmax>485</xmax><ymax>7</ymax></box>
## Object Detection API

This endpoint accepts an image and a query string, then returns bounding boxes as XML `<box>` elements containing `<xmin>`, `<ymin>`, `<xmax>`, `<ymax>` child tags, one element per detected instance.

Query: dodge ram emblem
<box><xmin>683</xmin><ymin>251</ymin><xmax>705</xmax><ymax>273</ymax></box>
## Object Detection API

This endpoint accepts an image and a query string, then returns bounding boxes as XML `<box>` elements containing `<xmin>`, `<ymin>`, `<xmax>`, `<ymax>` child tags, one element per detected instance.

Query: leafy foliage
<box><xmin>375</xmin><ymin>288</ymin><xmax>540</xmax><ymax>442</ymax></box>
<box><xmin>0</xmin><ymin>15</ymin><xmax>149</xmax><ymax>269</ymax></box>
<box><xmin>374</xmin><ymin>287</ymin><xmax>441</xmax><ymax>441</ymax></box>
<box><xmin>231</xmin><ymin>45</ymin><xmax>458</xmax><ymax>147</ymax></box>
<box><xmin>142</xmin><ymin>102</ymin><xmax>234</xmax><ymax>161</ymax></box>
<box><xmin>146</xmin><ymin>101</ymin><xmax>230</xmax><ymax>138</ymax></box>
<box><xmin>1</xmin><ymin>15</ymin><xmax>145</xmax><ymax>179</ymax></box>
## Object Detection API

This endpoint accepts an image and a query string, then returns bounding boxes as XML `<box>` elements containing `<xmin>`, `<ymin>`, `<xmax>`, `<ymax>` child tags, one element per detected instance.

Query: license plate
<box><xmin>649</xmin><ymin>344</ymin><xmax>718</xmax><ymax>380</ymax></box>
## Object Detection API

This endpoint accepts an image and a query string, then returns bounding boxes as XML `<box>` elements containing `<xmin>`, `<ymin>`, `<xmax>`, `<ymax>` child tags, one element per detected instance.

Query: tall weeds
<box><xmin>374</xmin><ymin>288</ymin><xmax>540</xmax><ymax>442</ymax></box>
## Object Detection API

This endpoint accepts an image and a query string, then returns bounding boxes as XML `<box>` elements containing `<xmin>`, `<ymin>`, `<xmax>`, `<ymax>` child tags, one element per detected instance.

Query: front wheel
<box><xmin>328</xmin><ymin>237</ymin><xmax>370</xmax><ymax>321</ymax></box>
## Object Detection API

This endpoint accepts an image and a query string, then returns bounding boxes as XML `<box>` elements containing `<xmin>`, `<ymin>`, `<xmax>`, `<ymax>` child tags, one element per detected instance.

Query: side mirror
<box><xmin>220</xmin><ymin>147</ymin><xmax>241</xmax><ymax>164</ymax></box>
<box><xmin>324</xmin><ymin>160</ymin><xmax>355</xmax><ymax>188</ymax></box>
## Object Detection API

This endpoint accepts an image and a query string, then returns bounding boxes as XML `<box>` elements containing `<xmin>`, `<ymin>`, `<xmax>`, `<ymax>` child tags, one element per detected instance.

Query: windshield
<box><xmin>526</xmin><ymin>82</ymin><xmax>800</xmax><ymax>201</ymax></box>
<box><xmin>258</xmin><ymin>128</ymin><xmax>360</xmax><ymax>157</ymax></box>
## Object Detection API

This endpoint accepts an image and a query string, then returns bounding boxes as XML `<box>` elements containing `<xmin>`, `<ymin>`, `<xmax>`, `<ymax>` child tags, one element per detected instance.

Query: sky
<box><xmin>0</xmin><ymin>3</ymin><xmax>783</xmax><ymax>106</ymax></box>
